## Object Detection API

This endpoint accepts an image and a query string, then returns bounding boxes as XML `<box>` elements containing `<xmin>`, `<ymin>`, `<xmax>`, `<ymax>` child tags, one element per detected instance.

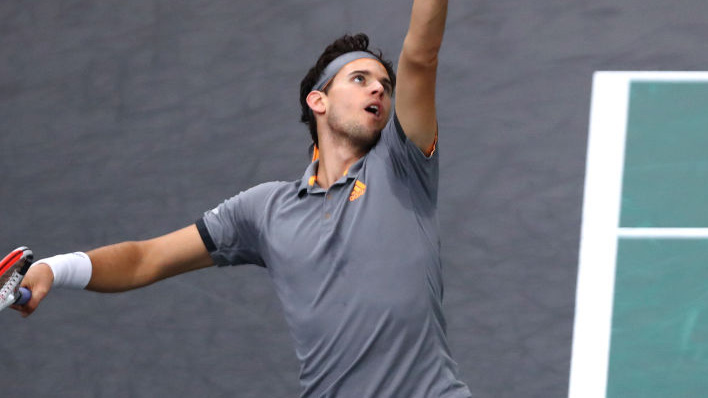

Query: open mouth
<box><xmin>364</xmin><ymin>104</ymin><xmax>380</xmax><ymax>116</ymax></box>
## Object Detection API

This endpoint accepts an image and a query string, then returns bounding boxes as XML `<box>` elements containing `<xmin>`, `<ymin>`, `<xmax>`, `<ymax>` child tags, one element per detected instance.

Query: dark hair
<box><xmin>299</xmin><ymin>33</ymin><xmax>396</xmax><ymax>146</ymax></box>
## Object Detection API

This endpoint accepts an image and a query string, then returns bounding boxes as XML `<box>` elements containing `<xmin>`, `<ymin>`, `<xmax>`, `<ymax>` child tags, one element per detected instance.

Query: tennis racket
<box><xmin>0</xmin><ymin>246</ymin><xmax>33</xmax><ymax>311</ymax></box>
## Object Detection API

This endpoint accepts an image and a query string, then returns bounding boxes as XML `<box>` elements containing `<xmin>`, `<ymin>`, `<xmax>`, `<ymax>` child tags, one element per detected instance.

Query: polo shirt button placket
<box><xmin>323</xmin><ymin>190</ymin><xmax>333</xmax><ymax>222</ymax></box>
<box><xmin>323</xmin><ymin>183</ymin><xmax>342</xmax><ymax>225</ymax></box>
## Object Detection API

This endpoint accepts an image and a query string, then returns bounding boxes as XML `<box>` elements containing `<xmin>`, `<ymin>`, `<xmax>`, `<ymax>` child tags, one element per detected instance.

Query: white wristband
<box><xmin>34</xmin><ymin>252</ymin><xmax>93</xmax><ymax>289</ymax></box>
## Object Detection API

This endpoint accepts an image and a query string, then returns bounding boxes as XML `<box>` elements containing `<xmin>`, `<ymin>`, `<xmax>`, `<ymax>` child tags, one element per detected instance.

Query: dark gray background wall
<box><xmin>2</xmin><ymin>1</ymin><xmax>707</xmax><ymax>397</ymax></box>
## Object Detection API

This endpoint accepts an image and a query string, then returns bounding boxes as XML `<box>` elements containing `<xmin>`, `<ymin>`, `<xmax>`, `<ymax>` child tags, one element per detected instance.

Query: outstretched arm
<box><xmin>86</xmin><ymin>224</ymin><xmax>213</xmax><ymax>292</ymax></box>
<box><xmin>395</xmin><ymin>0</ymin><xmax>448</xmax><ymax>155</ymax></box>
<box><xmin>16</xmin><ymin>224</ymin><xmax>213</xmax><ymax>316</ymax></box>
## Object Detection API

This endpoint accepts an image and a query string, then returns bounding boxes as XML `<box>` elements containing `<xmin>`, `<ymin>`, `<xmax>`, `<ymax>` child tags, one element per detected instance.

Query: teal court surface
<box><xmin>570</xmin><ymin>72</ymin><xmax>708</xmax><ymax>398</ymax></box>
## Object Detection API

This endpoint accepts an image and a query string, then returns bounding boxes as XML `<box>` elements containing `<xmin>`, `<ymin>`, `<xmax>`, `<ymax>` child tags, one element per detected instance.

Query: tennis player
<box><xmin>16</xmin><ymin>0</ymin><xmax>472</xmax><ymax>396</ymax></box>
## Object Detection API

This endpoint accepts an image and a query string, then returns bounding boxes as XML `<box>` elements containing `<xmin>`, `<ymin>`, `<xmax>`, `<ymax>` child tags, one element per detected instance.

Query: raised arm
<box><xmin>395</xmin><ymin>0</ymin><xmax>448</xmax><ymax>154</ymax></box>
<box><xmin>16</xmin><ymin>224</ymin><xmax>213</xmax><ymax>316</ymax></box>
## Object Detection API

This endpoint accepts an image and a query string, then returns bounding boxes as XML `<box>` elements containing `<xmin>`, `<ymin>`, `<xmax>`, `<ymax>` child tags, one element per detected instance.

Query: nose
<box><xmin>370</xmin><ymin>80</ymin><xmax>384</xmax><ymax>97</ymax></box>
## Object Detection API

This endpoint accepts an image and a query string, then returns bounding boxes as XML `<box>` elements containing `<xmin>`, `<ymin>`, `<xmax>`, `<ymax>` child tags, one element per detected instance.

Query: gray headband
<box><xmin>313</xmin><ymin>51</ymin><xmax>380</xmax><ymax>91</ymax></box>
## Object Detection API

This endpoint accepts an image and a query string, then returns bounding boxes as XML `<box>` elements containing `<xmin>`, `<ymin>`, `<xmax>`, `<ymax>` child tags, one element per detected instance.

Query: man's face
<box><xmin>322</xmin><ymin>58</ymin><xmax>393</xmax><ymax>150</ymax></box>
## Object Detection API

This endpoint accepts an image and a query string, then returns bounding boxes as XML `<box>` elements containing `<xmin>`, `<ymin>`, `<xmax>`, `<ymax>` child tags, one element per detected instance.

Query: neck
<box><xmin>315</xmin><ymin>137</ymin><xmax>365</xmax><ymax>189</ymax></box>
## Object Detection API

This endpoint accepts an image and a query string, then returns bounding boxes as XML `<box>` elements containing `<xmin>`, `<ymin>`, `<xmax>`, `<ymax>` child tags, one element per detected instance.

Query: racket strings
<box><xmin>0</xmin><ymin>270</ymin><xmax>22</xmax><ymax>309</ymax></box>
<box><xmin>0</xmin><ymin>252</ymin><xmax>25</xmax><ymax>309</ymax></box>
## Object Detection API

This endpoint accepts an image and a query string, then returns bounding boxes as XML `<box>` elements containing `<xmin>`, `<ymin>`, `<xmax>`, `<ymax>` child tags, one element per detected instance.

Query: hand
<box><xmin>11</xmin><ymin>263</ymin><xmax>54</xmax><ymax>317</ymax></box>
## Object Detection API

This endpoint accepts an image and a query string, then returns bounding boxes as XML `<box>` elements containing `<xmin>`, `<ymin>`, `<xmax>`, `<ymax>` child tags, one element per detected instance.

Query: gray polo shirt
<box><xmin>197</xmin><ymin>115</ymin><xmax>471</xmax><ymax>398</ymax></box>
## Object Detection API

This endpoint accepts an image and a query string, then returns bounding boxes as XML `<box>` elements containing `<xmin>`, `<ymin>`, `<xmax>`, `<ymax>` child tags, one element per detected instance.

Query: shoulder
<box><xmin>206</xmin><ymin>180</ymin><xmax>293</xmax><ymax>217</ymax></box>
<box><xmin>245</xmin><ymin>180</ymin><xmax>292</xmax><ymax>197</ymax></box>
<box><xmin>234</xmin><ymin>180</ymin><xmax>297</xmax><ymax>210</ymax></box>
<box><xmin>376</xmin><ymin>112</ymin><xmax>438</xmax><ymax>161</ymax></box>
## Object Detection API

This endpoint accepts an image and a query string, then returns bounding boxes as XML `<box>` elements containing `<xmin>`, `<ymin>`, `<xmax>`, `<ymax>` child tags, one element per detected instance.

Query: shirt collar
<box><xmin>297</xmin><ymin>156</ymin><xmax>366</xmax><ymax>197</ymax></box>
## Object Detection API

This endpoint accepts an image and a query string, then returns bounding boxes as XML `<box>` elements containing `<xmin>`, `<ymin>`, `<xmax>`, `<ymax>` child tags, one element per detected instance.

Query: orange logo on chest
<box><xmin>349</xmin><ymin>180</ymin><xmax>366</xmax><ymax>202</ymax></box>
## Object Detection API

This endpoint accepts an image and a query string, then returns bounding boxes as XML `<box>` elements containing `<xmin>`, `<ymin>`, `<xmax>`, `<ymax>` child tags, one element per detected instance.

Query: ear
<box><xmin>306</xmin><ymin>91</ymin><xmax>327</xmax><ymax>115</ymax></box>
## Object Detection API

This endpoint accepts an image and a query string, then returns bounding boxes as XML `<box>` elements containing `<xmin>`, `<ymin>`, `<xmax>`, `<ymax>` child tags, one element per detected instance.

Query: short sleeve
<box><xmin>376</xmin><ymin>113</ymin><xmax>440</xmax><ymax>207</ymax></box>
<box><xmin>197</xmin><ymin>182</ymin><xmax>280</xmax><ymax>267</ymax></box>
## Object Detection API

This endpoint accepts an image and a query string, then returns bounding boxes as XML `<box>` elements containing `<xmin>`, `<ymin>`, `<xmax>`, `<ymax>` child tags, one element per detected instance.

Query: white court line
<box><xmin>618</xmin><ymin>228</ymin><xmax>708</xmax><ymax>239</ymax></box>
<box><xmin>570</xmin><ymin>71</ymin><xmax>708</xmax><ymax>398</ymax></box>
<box><xmin>569</xmin><ymin>72</ymin><xmax>630</xmax><ymax>398</ymax></box>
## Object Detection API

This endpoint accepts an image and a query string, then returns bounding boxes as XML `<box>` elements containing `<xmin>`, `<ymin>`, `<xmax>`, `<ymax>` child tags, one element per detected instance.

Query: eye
<box><xmin>353</xmin><ymin>74</ymin><xmax>365</xmax><ymax>84</ymax></box>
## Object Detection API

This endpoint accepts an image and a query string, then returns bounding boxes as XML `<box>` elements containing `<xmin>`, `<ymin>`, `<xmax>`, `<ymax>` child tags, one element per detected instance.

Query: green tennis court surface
<box><xmin>570</xmin><ymin>72</ymin><xmax>708</xmax><ymax>398</ymax></box>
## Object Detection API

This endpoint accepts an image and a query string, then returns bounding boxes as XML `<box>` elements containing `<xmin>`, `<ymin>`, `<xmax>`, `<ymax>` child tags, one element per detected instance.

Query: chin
<box><xmin>328</xmin><ymin>115</ymin><xmax>383</xmax><ymax>152</ymax></box>
<box><xmin>357</xmin><ymin>129</ymin><xmax>382</xmax><ymax>152</ymax></box>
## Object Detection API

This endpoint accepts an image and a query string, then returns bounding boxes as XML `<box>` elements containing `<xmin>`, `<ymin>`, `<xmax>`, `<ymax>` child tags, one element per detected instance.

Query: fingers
<box><xmin>14</xmin><ymin>286</ymin><xmax>48</xmax><ymax>317</ymax></box>
<box><xmin>12</xmin><ymin>263</ymin><xmax>54</xmax><ymax>317</ymax></box>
